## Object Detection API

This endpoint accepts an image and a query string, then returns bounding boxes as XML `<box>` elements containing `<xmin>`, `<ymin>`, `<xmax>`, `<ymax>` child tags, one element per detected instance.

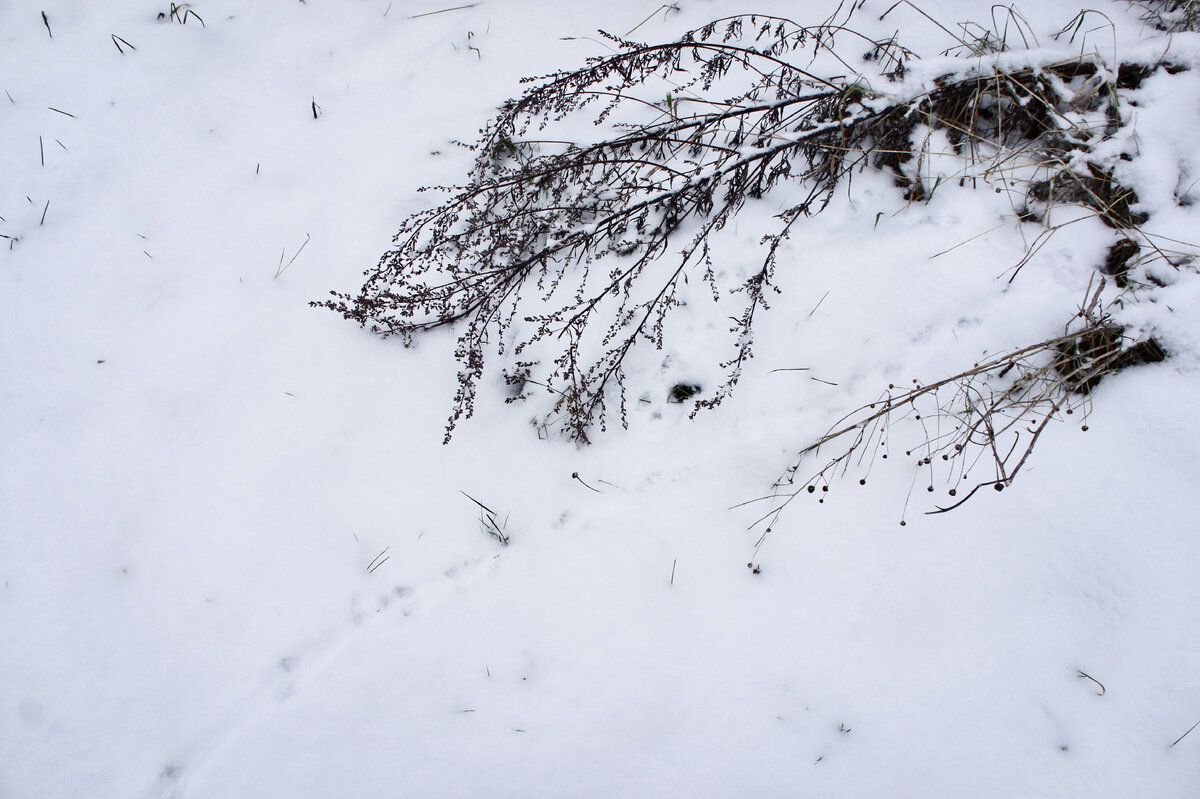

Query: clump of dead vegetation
<box><xmin>748</xmin><ymin>276</ymin><xmax>1167</xmax><ymax>535</ymax></box>
<box><xmin>1132</xmin><ymin>0</ymin><xmax>1200</xmax><ymax>32</ymax></box>
<box><xmin>319</xmin><ymin>4</ymin><xmax>1188</xmax><ymax>520</ymax></box>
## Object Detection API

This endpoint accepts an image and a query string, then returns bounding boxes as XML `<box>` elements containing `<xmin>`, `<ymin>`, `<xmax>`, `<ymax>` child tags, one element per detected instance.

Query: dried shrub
<box><xmin>1131</xmin><ymin>0</ymin><xmax>1200</xmax><ymax>32</ymax></box>
<box><xmin>320</xmin><ymin>9</ymin><xmax>1181</xmax><ymax>518</ymax></box>
<box><xmin>750</xmin><ymin>279</ymin><xmax>1168</xmax><ymax>536</ymax></box>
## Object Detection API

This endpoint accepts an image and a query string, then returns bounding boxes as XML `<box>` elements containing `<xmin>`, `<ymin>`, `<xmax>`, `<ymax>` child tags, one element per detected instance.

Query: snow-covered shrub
<box><xmin>320</xmin><ymin>9</ymin><xmax>1184</xmax><ymax>517</ymax></box>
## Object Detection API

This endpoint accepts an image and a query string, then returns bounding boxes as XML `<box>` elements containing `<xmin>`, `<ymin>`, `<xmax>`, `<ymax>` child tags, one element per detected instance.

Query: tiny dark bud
<box><xmin>807</xmin><ymin>485</ymin><xmax>815</xmax><ymax>493</ymax></box>
<box><xmin>859</xmin><ymin>478</ymin><xmax>866</xmax><ymax>485</ymax></box>
<box><xmin>948</xmin><ymin>488</ymin><xmax>957</xmax><ymax>497</ymax></box>
<box><xmin>1081</xmin><ymin>425</ymin><xmax>1089</xmax><ymax>431</ymax></box>
<box><xmin>821</xmin><ymin>485</ymin><xmax>828</xmax><ymax>492</ymax></box>
<box><xmin>899</xmin><ymin>520</ymin><xmax>906</xmax><ymax>526</ymax></box>
<box><xmin>994</xmin><ymin>483</ymin><xmax>1004</xmax><ymax>492</ymax></box>
<box><xmin>927</xmin><ymin>486</ymin><xmax>933</xmax><ymax>492</ymax></box>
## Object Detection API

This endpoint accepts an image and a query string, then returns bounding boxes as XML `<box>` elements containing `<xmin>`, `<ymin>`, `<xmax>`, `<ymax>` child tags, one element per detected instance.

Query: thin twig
<box><xmin>1076</xmin><ymin>670</ymin><xmax>1106</xmax><ymax>696</ymax></box>
<box><xmin>626</xmin><ymin>4</ymin><xmax>679</xmax><ymax>37</ymax></box>
<box><xmin>1170</xmin><ymin>718</ymin><xmax>1200</xmax><ymax>748</ymax></box>
<box><xmin>275</xmin><ymin>234</ymin><xmax>310</xmax><ymax>278</ymax></box>
<box><xmin>410</xmin><ymin>3</ymin><xmax>479</xmax><ymax>19</ymax></box>
<box><xmin>807</xmin><ymin>290</ymin><xmax>831</xmax><ymax>318</ymax></box>
<box><xmin>367</xmin><ymin>547</ymin><xmax>390</xmax><ymax>574</ymax></box>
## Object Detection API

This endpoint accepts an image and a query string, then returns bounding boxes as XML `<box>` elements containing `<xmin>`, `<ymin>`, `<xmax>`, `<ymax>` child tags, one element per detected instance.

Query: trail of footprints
<box><xmin>145</xmin><ymin>552</ymin><xmax>502</xmax><ymax>798</ymax></box>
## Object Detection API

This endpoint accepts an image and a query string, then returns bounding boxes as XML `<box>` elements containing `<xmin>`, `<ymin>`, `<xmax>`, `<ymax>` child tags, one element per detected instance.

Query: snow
<box><xmin>2</xmin><ymin>1</ymin><xmax>1198</xmax><ymax>797</ymax></box>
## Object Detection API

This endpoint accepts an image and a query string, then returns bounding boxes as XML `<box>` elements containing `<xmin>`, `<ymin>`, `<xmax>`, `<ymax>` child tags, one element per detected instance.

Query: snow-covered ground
<box><xmin>2</xmin><ymin>1</ymin><xmax>1198</xmax><ymax>796</ymax></box>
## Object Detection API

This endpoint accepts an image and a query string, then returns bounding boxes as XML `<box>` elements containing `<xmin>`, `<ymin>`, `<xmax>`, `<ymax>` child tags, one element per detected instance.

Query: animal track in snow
<box><xmin>142</xmin><ymin>551</ymin><xmax>503</xmax><ymax>798</ymax></box>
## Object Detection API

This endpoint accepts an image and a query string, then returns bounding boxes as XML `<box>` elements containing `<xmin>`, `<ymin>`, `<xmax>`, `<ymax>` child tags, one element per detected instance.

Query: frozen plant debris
<box><xmin>322</xmin><ymin>7</ymin><xmax>1190</xmax><ymax>519</ymax></box>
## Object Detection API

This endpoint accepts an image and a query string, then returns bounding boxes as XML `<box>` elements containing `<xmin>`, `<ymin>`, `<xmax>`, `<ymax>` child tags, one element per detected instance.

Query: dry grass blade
<box><xmin>409</xmin><ymin>4</ymin><xmax>479</xmax><ymax>20</ymax></box>
<box><xmin>462</xmin><ymin>491</ymin><xmax>510</xmax><ymax>545</ymax></box>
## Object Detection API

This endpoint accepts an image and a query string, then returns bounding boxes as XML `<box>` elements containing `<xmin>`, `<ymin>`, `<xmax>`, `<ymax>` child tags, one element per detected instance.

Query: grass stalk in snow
<box><xmin>366</xmin><ymin>547</ymin><xmax>390</xmax><ymax>574</ymax></box>
<box><xmin>275</xmin><ymin>233</ymin><xmax>310</xmax><ymax>279</ymax></box>
<box><xmin>462</xmin><ymin>492</ymin><xmax>510</xmax><ymax>546</ymax></box>
<box><xmin>158</xmin><ymin>3</ymin><xmax>204</xmax><ymax>27</ymax></box>
<box><xmin>408</xmin><ymin>4</ymin><xmax>480</xmax><ymax>20</ymax></box>
<box><xmin>111</xmin><ymin>35</ymin><xmax>136</xmax><ymax>54</ymax></box>
<box><xmin>1170</xmin><ymin>718</ymin><xmax>1200</xmax><ymax>747</ymax></box>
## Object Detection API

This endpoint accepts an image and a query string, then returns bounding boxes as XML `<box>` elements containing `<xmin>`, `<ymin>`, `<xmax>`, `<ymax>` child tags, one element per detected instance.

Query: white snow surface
<box><xmin>2</xmin><ymin>1</ymin><xmax>1199</xmax><ymax>797</ymax></box>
